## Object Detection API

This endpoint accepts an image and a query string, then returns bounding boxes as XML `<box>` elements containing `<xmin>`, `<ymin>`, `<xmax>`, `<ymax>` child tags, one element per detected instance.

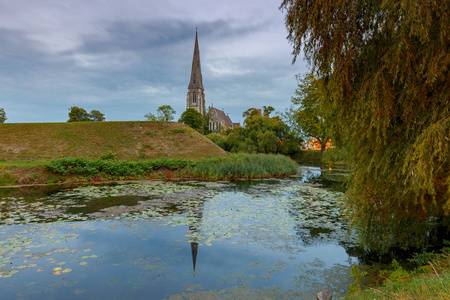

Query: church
<box><xmin>186</xmin><ymin>30</ymin><xmax>238</xmax><ymax>133</ymax></box>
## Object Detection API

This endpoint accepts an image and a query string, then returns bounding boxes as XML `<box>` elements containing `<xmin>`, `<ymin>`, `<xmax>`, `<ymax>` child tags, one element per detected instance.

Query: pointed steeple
<box><xmin>186</xmin><ymin>29</ymin><xmax>206</xmax><ymax>115</ymax></box>
<box><xmin>188</xmin><ymin>29</ymin><xmax>204</xmax><ymax>90</ymax></box>
<box><xmin>191</xmin><ymin>242</ymin><xmax>198</xmax><ymax>271</ymax></box>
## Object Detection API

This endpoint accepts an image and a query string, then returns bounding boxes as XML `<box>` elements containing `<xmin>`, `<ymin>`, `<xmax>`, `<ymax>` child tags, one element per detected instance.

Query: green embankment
<box><xmin>0</xmin><ymin>122</ymin><xmax>299</xmax><ymax>185</ymax></box>
<box><xmin>346</xmin><ymin>248</ymin><xmax>450</xmax><ymax>300</ymax></box>
<box><xmin>0</xmin><ymin>121</ymin><xmax>227</xmax><ymax>162</ymax></box>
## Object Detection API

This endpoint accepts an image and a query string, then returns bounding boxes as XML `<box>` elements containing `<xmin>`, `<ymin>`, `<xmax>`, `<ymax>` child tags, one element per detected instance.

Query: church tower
<box><xmin>186</xmin><ymin>30</ymin><xmax>205</xmax><ymax>115</ymax></box>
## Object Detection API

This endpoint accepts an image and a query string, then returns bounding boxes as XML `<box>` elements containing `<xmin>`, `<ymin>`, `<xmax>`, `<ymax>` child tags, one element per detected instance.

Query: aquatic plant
<box><xmin>188</xmin><ymin>154</ymin><xmax>298</xmax><ymax>179</ymax></box>
<box><xmin>45</xmin><ymin>157</ymin><xmax>193</xmax><ymax>177</ymax></box>
<box><xmin>44</xmin><ymin>154</ymin><xmax>298</xmax><ymax>180</ymax></box>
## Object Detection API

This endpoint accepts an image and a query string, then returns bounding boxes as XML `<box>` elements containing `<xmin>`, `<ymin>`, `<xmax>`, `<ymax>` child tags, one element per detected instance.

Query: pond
<box><xmin>0</xmin><ymin>166</ymin><xmax>372</xmax><ymax>299</ymax></box>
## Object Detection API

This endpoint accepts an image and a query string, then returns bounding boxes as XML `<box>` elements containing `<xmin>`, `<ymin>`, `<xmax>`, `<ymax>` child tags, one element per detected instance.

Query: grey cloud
<box><xmin>74</xmin><ymin>18</ymin><xmax>266</xmax><ymax>55</ymax></box>
<box><xmin>0</xmin><ymin>28</ymin><xmax>52</xmax><ymax>74</ymax></box>
<box><xmin>0</xmin><ymin>2</ymin><xmax>303</xmax><ymax>124</ymax></box>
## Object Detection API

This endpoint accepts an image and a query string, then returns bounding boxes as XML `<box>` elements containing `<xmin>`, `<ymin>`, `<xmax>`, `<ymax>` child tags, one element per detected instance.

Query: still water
<box><xmin>0</xmin><ymin>166</ymin><xmax>363</xmax><ymax>299</ymax></box>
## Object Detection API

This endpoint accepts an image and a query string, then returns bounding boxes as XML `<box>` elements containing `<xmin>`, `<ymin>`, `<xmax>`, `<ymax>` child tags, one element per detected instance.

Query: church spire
<box><xmin>186</xmin><ymin>29</ymin><xmax>205</xmax><ymax>114</ymax></box>
<box><xmin>188</xmin><ymin>29</ymin><xmax>204</xmax><ymax>90</ymax></box>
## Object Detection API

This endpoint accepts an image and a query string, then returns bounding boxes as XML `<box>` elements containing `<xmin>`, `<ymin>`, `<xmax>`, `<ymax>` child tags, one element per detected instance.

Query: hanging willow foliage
<box><xmin>280</xmin><ymin>0</ymin><xmax>449</xmax><ymax>252</ymax></box>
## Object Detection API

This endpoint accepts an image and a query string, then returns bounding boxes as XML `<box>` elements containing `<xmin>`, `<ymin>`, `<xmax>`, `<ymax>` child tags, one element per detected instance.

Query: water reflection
<box><xmin>0</xmin><ymin>169</ymin><xmax>377</xmax><ymax>299</ymax></box>
<box><xmin>298</xmin><ymin>165</ymin><xmax>348</xmax><ymax>193</ymax></box>
<box><xmin>186</xmin><ymin>195</ymin><xmax>204</xmax><ymax>272</ymax></box>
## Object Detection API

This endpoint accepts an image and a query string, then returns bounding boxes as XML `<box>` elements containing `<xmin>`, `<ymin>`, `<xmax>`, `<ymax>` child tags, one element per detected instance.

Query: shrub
<box><xmin>45</xmin><ymin>154</ymin><xmax>298</xmax><ymax>180</ymax></box>
<box><xmin>171</xmin><ymin>129</ymin><xmax>187</xmax><ymax>134</ymax></box>
<box><xmin>98</xmin><ymin>151</ymin><xmax>117</xmax><ymax>161</ymax></box>
<box><xmin>189</xmin><ymin>154</ymin><xmax>298</xmax><ymax>179</ymax></box>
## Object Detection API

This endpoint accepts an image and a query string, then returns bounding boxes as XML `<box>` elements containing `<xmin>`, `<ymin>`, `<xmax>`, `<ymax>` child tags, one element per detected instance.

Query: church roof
<box><xmin>211</xmin><ymin>107</ymin><xmax>234</xmax><ymax>128</ymax></box>
<box><xmin>188</xmin><ymin>30</ymin><xmax>204</xmax><ymax>90</ymax></box>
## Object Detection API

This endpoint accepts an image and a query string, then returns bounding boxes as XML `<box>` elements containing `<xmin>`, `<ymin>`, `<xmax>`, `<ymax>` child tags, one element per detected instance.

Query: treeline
<box><xmin>207</xmin><ymin>106</ymin><xmax>301</xmax><ymax>155</ymax></box>
<box><xmin>68</xmin><ymin>106</ymin><xmax>105</xmax><ymax>122</ymax></box>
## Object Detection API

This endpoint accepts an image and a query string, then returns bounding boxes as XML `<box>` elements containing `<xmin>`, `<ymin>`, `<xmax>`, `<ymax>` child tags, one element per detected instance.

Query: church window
<box><xmin>193</xmin><ymin>93</ymin><xmax>197</xmax><ymax>103</ymax></box>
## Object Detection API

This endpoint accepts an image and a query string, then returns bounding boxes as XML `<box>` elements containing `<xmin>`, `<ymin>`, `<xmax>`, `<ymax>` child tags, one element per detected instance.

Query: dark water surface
<box><xmin>0</xmin><ymin>166</ymin><xmax>368</xmax><ymax>299</ymax></box>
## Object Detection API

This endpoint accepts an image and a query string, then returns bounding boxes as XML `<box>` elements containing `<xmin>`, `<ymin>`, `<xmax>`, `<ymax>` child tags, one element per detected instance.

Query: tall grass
<box><xmin>44</xmin><ymin>154</ymin><xmax>298</xmax><ymax>180</ymax></box>
<box><xmin>346</xmin><ymin>248</ymin><xmax>450</xmax><ymax>300</ymax></box>
<box><xmin>188</xmin><ymin>154</ymin><xmax>298</xmax><ymax>179</ymax></box>
<box><xmin>45</xmin><ymin>157</ymin><xmax>193</xmax><ymax>177</ymax></box>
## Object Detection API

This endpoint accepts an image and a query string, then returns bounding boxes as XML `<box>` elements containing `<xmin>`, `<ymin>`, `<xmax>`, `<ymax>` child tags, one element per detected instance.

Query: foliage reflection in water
<box><xmin>1</xmin><ymin>168</ymin><xmax>361</xmax><ymax>299</ymax></box>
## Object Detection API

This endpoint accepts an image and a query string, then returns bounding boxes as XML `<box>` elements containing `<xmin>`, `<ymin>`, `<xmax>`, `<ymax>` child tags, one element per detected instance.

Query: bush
<box><xmin>45</xmin><ymin>155</ymin><xmax>298</xmax><ymax>180</ymax></box>
<box><xmin>206</xmin><ymin>133</ymin><xmax>230</xmax><ymax>151</ymax></box>
<box><xmin>189</xmin><ymin>154</ymin><xmax>298</xmax><ymax>179</ymax></box>
<box><xmin>98</xmin><ymin>151</ymin><xmax>117</xmax><ymax>161</ymax></box>
<box><xmin>45</xmin><ymin>157</ymin><xmax>194</xmax><ymax>177</ymax></box>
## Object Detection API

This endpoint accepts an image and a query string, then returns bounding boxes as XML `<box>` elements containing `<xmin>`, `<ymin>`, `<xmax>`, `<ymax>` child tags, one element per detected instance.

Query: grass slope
<box><xmin>0</xmin><ymin>121</ymin><xmax>227</xmax><ymax>162</ymax></box>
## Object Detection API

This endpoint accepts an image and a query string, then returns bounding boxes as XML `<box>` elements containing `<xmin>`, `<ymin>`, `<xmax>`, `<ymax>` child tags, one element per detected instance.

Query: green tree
<box><xmin>288</xmin><ymin>73</ymin><xmax>332</xmax><ymax>153</ymax></box>
<box><xmin>145</xmin><ymin>105</ymin><xmax>176</xmax><ymax>122</ymax></box>
<box><xmin>68</xmin><ymin>107</ymin><xmax>91</xmax><ymax>122</ymax></box>
<box><xmin>179</xmin><ymin>108</ymin><xmax>205</xmax><ymax>133</ymax></box>
<box><xmin>144</xmin><ymin>112</ymin><xmax>158</xmax><ymax>122</ymax></box>
<box><xmin>90</xmin><ymin>110</ymin><xmax>105</xmax><ymax>121</ymax></box>
<box><xmin>281</xmin><ymin>0</ymin><xmax>450</xmax><ymax>251</ymax></box>
<box><xmin>0</xmin><ymin>108</ymin><xmax>6</xmax><ymax>123</ymax></box>
<box><xmin>67</xmin><ymin>107</ymin><xmax>105</xmax><ymax>122</ymax></box>
<box><xmin>206</xmin><ymin>133</ymin><xmax>229</xmax><ymax>150</ymax></box>
<box><xmin>224</xmin><ymin>108</ymin><xmax>301</xmax><ymax>154</ymax></box>
<box><xmin>156</xmin><ymin>105</ymin><xmax>176</xmax><ymax>122</ymax></box>
<box><xmin>263</xmin><ymin>106</ymin><xmax>275</xmax><ymax>117</ymax></box>
<box><xmin>242</xmin><ymin>108</ymin><xmax>262</xmax><ymax>119</ymax></box>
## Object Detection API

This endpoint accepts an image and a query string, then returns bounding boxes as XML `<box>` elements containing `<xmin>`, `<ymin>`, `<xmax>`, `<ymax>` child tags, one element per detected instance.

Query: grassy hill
<box><xmin>0</xmin><ymin>121</ymin><xmax>227</xmax><ymax>162</ymax></box>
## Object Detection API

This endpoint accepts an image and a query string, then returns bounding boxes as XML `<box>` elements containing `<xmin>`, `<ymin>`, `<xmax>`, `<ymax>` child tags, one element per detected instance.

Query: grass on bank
<box><xmin>0</xmin><ymin>121</ymin><xmax>227</xmax><ymax>161</ymax></box>
<box><xmin>0</xmin><ymin>154</ymin><xmax>298</xmax><ymax>185</ymax></box>
<box><xmin>346</xmin><ymin>247</ymin><xmax>450</xmax><ymax>300</ymax></box>
<box><xmin>44</xmin><ymin>154</ymin><xmax>298</xmax><ymax>180</ymax></box>
<box><xmin>188</xmin><ymin>154</ymin><xmax>299</xmax><ymax>179</ymax></box>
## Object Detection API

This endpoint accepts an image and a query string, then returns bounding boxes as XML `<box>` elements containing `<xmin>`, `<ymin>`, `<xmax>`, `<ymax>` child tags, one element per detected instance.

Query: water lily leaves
<box><xmin>0</xmin><ymin>177</ymin><xmax>352</xmax><ymax>293</ymax></box>
<box><xmin>0</xmin><ymin>270</ymin><xmax>18</xmax><ymax>278</ymax></box>
<box><xmin>52</xmin><ymin>267</ymin><xmax>62</xmax><ymax>275</ymax></box>
<box><xmin>46</xmin><ymin>182</ymin><xmax>192</xmax><ymax>201</ymax></box>
<box><xmin>74</xmin><ymin>289</ymin><xmax>85</xmax><ymax>295</ymax></box>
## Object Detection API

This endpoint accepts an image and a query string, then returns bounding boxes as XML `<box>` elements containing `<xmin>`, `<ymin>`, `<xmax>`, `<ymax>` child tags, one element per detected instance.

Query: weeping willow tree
<box><xmin>280</xmin><ymin>0</ymin><xmax>449</xmax><ymax>252</ymax></box>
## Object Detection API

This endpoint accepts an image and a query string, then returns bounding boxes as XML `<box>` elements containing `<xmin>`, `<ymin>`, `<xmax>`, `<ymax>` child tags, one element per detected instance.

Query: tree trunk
<box><xmin>320</xmin><ymin>142</ymin><xmax>326</xmax><ymax>153</ymax></box>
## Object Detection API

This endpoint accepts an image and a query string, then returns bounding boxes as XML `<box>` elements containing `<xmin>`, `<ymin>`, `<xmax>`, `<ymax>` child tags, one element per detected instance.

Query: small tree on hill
<box><xmin>0</xmin><ymin>108</ymin><xmax>6</xmax><ymax>123</ymax></box>
<box><xmin>144</xmin><ymin>112</ymin><xmax>158</xmax><ymax>122</ymax></box>
<box><xmin>90</xmin><ymin>110</ymin><xmax>105</xmax><ymax>121</ymax></box>
<box><xmin>179</xmin><ymin>108</ymin><xmax>205</xmax><ymax>133</ymax></box>
<box><xmin>68</xmin><ymin>107</ymin><xmax>91</xmax><ymax>122</ymax></box>
<box><xmin>67</xmin><ymin>107</ymin><xmax>105</xmax><ymax>122</ymax></box>
<box><xmin>145</xmin><ymin>105</ymin><xmax>176</xmax><ymax>122</ymax></box>
<box><xmin>157</xmin><ymin>105</ymin><xmax>176</xmax><ymax>122</ymax></box>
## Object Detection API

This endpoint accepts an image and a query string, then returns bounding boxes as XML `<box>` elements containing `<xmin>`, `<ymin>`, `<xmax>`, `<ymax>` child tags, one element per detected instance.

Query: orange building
<box><xmin>303</xmin><ymin>139</ymin><xmax>332</xmax><ymax>150</ymax></box>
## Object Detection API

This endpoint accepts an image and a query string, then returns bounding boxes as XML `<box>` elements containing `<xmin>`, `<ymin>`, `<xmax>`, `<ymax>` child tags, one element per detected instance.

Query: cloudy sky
<box><xmin>0</xmin><ymin>0</ymin><xmax>308</xmax><ymax>123</ymax></box>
